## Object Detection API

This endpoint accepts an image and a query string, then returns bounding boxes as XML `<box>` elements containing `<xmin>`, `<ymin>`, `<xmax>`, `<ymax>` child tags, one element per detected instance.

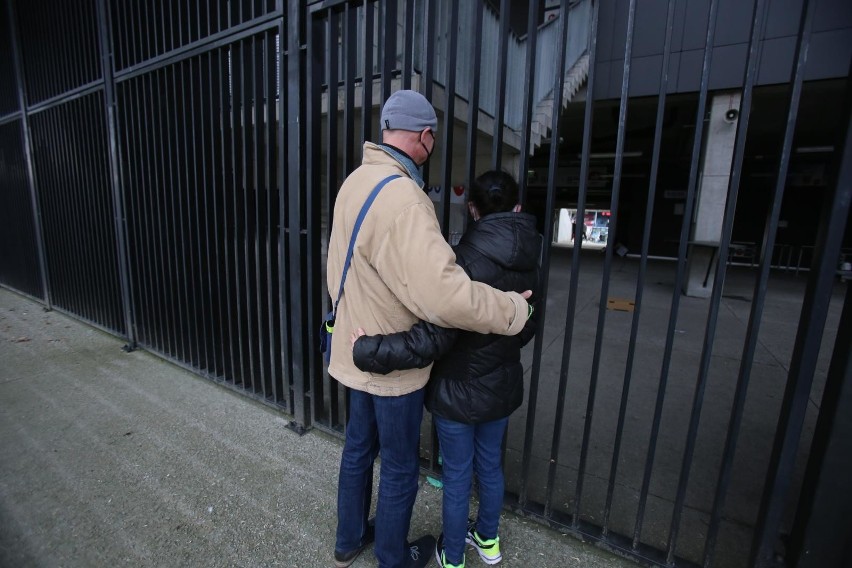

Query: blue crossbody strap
<box><xmin>332</xmin><ymin>174</ymin><xmax>401</xmax><ymax>315</ymax></box>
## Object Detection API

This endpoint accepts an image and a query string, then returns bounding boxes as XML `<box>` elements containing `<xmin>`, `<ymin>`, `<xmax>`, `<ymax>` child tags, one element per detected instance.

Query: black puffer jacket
<box><xmin>353</xmin><ymin>211</ymin><xmax>541</xmax><ymax>424</ymax></box>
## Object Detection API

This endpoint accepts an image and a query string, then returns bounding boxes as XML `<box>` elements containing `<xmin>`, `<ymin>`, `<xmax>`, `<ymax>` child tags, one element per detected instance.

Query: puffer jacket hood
<box><xmin>425</xmin><ymin>211</ymin><xmax>541</xmax><ymax>424</ymax></box>
<box><xmin>456</xmin><ymin>211</ymin><xmax>540</xmax><ymax>274</ymax></box>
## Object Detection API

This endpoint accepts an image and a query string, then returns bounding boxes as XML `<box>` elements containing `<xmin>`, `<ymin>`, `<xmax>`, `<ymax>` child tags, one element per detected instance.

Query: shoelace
<box><xmin>409</xmin><ymin>545</ymin><xmax>420</xmax><ymax>560</ymax></box>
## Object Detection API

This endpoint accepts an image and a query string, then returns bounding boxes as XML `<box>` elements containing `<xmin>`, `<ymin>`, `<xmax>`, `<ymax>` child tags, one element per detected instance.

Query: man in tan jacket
<box><xmin>329</xmin><ymin>90</ymin><xmax>530</xmax><ymax>568</ymax></box>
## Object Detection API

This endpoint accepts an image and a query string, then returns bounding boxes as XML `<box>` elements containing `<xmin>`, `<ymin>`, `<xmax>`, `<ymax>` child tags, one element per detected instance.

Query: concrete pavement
<box><xmin>0</xmin><ymin>286</ymin><xmax>635</xmax><ymax>568</ymax></box>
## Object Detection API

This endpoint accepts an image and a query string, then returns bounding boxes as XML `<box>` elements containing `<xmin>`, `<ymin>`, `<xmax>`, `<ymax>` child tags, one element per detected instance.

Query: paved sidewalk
<box><xmin>0</xmin><ymin>287</ymin><xmax>634</xmax><ymax>568</ymax></box>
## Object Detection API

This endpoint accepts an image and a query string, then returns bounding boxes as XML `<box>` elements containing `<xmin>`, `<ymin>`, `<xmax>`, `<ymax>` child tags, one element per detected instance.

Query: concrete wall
<box><xmin>594</xmin><ymin>0</ymin><xmax>852</xmax><ymax>100</ymax></box>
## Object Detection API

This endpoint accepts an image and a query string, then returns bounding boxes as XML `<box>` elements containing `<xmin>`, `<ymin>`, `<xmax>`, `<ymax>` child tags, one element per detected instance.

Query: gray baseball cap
<box><xmin>380</xmin><ymin>90</ymin><xmax>438</xmax><ymax>133</ymax></box>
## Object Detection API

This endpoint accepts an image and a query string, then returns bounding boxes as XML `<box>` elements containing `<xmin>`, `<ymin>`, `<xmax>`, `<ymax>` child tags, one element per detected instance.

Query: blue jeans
<box><xmin>336</xmin><ymin>387</ymin><xmax>425</xmax><ymax>568</ymax></box>
<box><xmin>434</xmin><ymin>415</ymin><xmax>508</xmax><ymax>565</ymax></box>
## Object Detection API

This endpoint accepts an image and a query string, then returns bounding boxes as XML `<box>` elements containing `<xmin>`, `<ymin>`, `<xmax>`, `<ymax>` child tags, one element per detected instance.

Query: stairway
<box><xmin>529</xmin><ymin>53</ymin><xmax>590</xmax><ymax>154</ymax></box>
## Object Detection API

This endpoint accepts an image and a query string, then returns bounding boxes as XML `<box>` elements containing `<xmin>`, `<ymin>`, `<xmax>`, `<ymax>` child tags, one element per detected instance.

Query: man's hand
<box><xmin>350</xmin><ymin>327</ymin><xmax>367</xmax><ymax>347</ymax></box>
<box><xmin>521</xmin><ymin>290</ymin><xmax>533</xmax><ymax>300</ymax></box>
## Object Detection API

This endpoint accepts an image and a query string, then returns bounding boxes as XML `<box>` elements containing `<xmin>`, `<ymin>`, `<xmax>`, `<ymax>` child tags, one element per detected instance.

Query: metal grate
<box><xmin>110</xmin><ymin>0</ymin><xmax>279</xmax><ymax>72</ymax></box>
<box><xmin>0</xmin><ymin>5</ymin><xmax>18</xmax><ymax>117</ymax></box>
<box><xmin>28</xmin><ymin>92</ymin><xmax>124</xmax><ymax>333</ymax></box>
<box><xmin>115</xmin><ymin>28</ymin><xmax>286</xmax><ymax>404</ymax></box>
<box><xmin>15</xmin><ymin>0</ymin><xmax>101</xmax><ymax>106</ymax></box>
<box><xmin>0</xmin><ymin>120</ymin><xmax>43</xmax><ymax>298</ymax></box>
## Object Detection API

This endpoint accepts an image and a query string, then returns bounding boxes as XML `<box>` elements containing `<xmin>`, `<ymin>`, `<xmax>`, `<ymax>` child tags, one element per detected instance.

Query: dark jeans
<box><xmin>434</xmin><ymin>415</ymin><xmax>508</xmax><ymax>565</ymax></box>
<box><xmin>335</xmin><ymin>387</ymin><xmax>425</xmax><ymax>568</ymax></box>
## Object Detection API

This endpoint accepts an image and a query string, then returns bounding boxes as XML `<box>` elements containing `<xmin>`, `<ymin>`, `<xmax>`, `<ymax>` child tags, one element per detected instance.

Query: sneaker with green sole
<box><xmin>465</xmin><ymin>521</ymin><xmax>502</xmax><ymax>565</ymax></box>
<box><xmin>435</xmin><ymin>533</ymin><xmax>465</xmax><ymax>568</ymax></box>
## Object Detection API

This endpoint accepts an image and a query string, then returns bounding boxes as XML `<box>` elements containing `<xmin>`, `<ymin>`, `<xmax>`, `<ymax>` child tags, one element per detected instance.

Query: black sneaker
<box><xmin>333</xmin><ymin>518</ymin><xmax>376</xmax><ymax>568</ymax></box>
<box><xmin>405</xmin><ymin>534</ymin><xmax>437</xmax><ymax>568</ymax></box>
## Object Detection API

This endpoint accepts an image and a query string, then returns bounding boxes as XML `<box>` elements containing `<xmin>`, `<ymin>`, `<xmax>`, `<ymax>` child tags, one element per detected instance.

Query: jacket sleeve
<box><xmin>371</xmin><ymin>202</ymin><xmax>529</xmax><ymax>336</ymax></box>
<box><xmin>517</xmin><ymin>261</ymin><xmax>542</xmax><ymax>347</ymax></box>
<box><xmin>517</xmin><ymin>300</ymin><xmax>539</xmax><ymax>347</ymax></box>
<box><xmin>352</xmin><ymin>321</ymin><xmax>458</xmax><ymax>375</ymax></box>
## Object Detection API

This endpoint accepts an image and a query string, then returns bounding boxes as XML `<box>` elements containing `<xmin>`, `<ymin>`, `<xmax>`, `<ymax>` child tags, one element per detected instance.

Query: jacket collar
<box><xmin>364</xmin><ymin>142</ymin><xmax>425</xmax><ymax>188</ymax></box>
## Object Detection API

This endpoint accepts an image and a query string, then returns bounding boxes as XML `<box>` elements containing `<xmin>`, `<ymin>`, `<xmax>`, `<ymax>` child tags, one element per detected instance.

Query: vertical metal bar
<box><xmin>150</xmin><ymin>69</ymin><xmax>169</xmax><ymax>351</ymax></box>
<box><xmin>252</xmin><ymin>34</ymin><xmax>266</xmax><ymax>395</ymax></box>
<box><xmin>112</xmin><ymin>0</ymin><xmax>125</xmax><ymax>71</ymax></box>
<box><xmin>198</xmin><ymin>0</ymin><xmax>206</xmax><ymax>40</ymax></box>
<box><xmin>209</xmin><ymin>47</ymin><xmax>230</xmax><ymax>379</ymax></box>
<box><xmin>422</xmin><ymin>0</ymin><xmax>436</xmax><ymax>102</ymax></box>
<box><xmin>131</xmin><ymin>76</ymin><xmax>156</xmax><ymax>349</ymax></box>
<box><xmin>190</xmin><ymin>54</ymin><xmax>212</xmax><ymax>374</ymax></box>
<box><xmin>178</xmin><ymin>60</ymin><xmax>199</xmax><ymax>366</ymax></box>
<box><xmin>6</xmin><ymin>0</ymin><xmax>52</xmax><ymax>308</ymax></box>
<box><xmin>169</xmin><ymin>64</ymin><xmax>187</xmax><ymax>359</ymax></box>
<box><xmin>155</xmin><ymin>68</ymin><xmax>173</xmax><ymax>356</ymax></box>
<box><xmin>232</xmin><ymin>40</ymin><xmax>248</xmax><ymax>384</ymax></box>
<box><xmin>516</xmin><ymin>0</ymin><xmax>540</xmax><ymax>203</ymax></box>
<box><xmin>490</xmin><ymin>0</ymin><xmax>510</xmax><ymax>171</ymax></box>
<box><xmin>518</xmin><ymin>0</ymin><xmax>579</xmax><ymax>514</ymax></box>
<box><xmin>118</xmin><ymin>79</ymin><xmax>142</xmax><ymax>343</ymax></box>
<box><xmin>343</xmin><ymin>3</ymin><xmax>357</xmax><ymax>176</ymax></box>
<box><xmin>464</xmin><ymin>0</ymin><xmax>483</xmax><ymax>188</ymax></box>
<box><xmin>43</xmin><ymin>110</ymin><xmax>74</xmax><ymax>311</ymax></box>
<box><xmin>573</xmin><ymin>0</ymin><xmax>637</xmax><ymax>526</ymax></box>
<box><xmin>114</xmin><ymin>83</ymin><xmax>136</xmax><ymax>338</ymax></box>
<box><xmin>438</xmin><ymin>0</ymin><xmax>459</xmax><ymax>237</ymax></box>
<box><xmin>318</xmin><ymin>10</ymin><xmax>342</xmax><ymax>429</ymax></box>
<box><xmin>361</xmin><ymin>1</ymin><xmax>374</xmax><ymax>145</ymax></box>
<box><xmin>64</xmin><ymin>115</ymin><xmax>85</xmax><ymax>316</ymax></box>
<box><xmin>751</xmin><ymin>60</ymin><xmax>852</xmax><ymax>568</ymax></box>
<box><xmin>79</xmin><ymin>97</ymin><xmax>106</xmax><ymax>325</ymax></box>
<box><xmin>167</xmin><ymin>63</ymin><xmax>190</xmax><ymax>363</ymax></box>
<box><xmin>420</xmin><ymin>0</ymin><xmax>436</xmax><ymax>189</ymax></box>
<box><xmin>129</xmin><ymin>0</ymin><xmax>140</xmax><ymax>67</ymax></box>
<box><xmin>255</xmin><ymin>33</ymin><xmax>266</xmax><ymax>390</ymax></box>
<box><xmin>84</xmin><ymin>0</ymin><xmax>101</xmax><ymax>86</ymax></box>
<box><xmin>305</xmin><ymin>13</ymin><xmax>324</xmax><ymax>424</ymax></box>
<box><xmin>185</xmin><ymin>57</ymin><xmax>203</xmax><ymax>369</ymax></box>
<box><xmin>139</xmin><ymin>73</ymin><xmax>157</xmax><ymax>350</ymax></box>
<box><xmin>601</xmin><ymin>0</ymin><xmax>675</xmax><ymax>537</ymax></box>
<box><xmin>154</xmin><ymin>0</ymin><xmax>164</xmax><ymax>55</ymax></box>
<box><xmin>286</xmin><ymin>0</ymin><xmax>309</xmax><ymax>428</ymax></box>
<box><xmin>93</xmin><ymin>92</ymin><xmax>120</xmax><ymax>329</ymax></box>
<box><xmin>788</xmin><ymin>282</ymin><xmax>852</xmax><ymax>567</ymax></box>
<box><xmin>32</xmin><ymin>114</ymin><xmax>60</xmax><ymax>308</ymax></box>
<box><xmin>277</xmin><ymin>18</ymin><xmax>292</xmax><ymax>412</ymax></box>
<box><xmin>703</xmin><ymin>1</ymin><xmax>817</xmax><ymax>565</ymax></box>
<box><xmin>243</xmin><ymin>35</ymin><xmax>257</xmax><ymax>389</ymax></box>
<box><xmin>666</xmin><ymin>0</ymin><xmax>768</xmax><ymax>562</ymax></box>
<box><xmin>67</xmin><ymin>2</ymin><xmax>82</xmax><ymax>93</ymax></box>
<box><xmin>244</xmin><ymin>35</ymin><xmax>258</xmax><ymax>391</ymax></box>
<box><xmin>401</xmin><ymin>0</ymin><xmax>414</xmax><ymax>89</ymax></box>
<box><xmin>632</xmin><ymin>0</ymin><xmax>719</xmax><ymax>549</ymax></box>
<box><xmin>380</xmin><ymin>0</ymin><xmax>397</xmax><ymax>106</ymax></box>
<box><xmin>213</xmin><ymin>46</ymin><xmax>233</xmax><ymax>380</ymax></box>
<box><xmin>264</xmin><ymin>29</ymin><xmax>278</xmax><ymax>399</ymax></box>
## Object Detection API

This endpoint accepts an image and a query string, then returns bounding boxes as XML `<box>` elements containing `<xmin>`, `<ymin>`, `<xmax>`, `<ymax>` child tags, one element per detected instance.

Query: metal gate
<box><xmin>1</xmin><ymin>1</ymin><xmax>850</xmax><ymax>566</ymax></box>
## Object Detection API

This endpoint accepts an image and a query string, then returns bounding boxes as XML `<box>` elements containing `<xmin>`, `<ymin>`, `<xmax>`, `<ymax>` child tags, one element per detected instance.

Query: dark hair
<box><xmin>469</xmin><ymin>170</ymin><xmax>519</xmax><ymax>217</ymax></box>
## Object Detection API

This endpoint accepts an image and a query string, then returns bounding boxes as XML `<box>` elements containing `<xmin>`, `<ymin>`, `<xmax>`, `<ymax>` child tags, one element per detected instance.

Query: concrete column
<box><xmin>684</xmin><ymin>91</ymin><xmax>741</xmax><ymax>298</ymax></box>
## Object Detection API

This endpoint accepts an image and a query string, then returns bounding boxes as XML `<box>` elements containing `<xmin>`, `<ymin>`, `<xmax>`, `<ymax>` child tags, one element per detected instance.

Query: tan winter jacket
<box><xmin>326</xmin><ymin>142</ymin><xmax>529</xmax><ymax>396</ymax></box>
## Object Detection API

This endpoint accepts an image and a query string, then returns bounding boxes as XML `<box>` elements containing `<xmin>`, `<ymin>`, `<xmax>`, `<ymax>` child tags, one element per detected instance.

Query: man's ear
<box><xmin>512</xmin><ymin>203</ymin><xmax>522</xmax><ymax>213</ymax></box>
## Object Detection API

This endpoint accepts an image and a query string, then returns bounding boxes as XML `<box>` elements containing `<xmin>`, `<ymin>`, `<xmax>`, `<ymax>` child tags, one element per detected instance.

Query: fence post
<box><xmin>6</xmin><ymin>0</ymin><xmax>52</xmax><ymax>309</ymax></box>
<box><xmin>284</xmin><ymin>0</ymin><xmax>311</xmax><ymax>432</ymax></box>
<box><xmin>95</xmin><ymin>0</ymin><xmax>136</xmax><ymax>349</ymax></box>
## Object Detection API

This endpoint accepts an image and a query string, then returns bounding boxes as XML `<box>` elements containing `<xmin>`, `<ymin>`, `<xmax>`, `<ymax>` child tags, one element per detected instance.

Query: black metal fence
<box><xmin>1</xmin><ymin>1</ymin><xmax>849</xmax><ymax>567</ymax></box>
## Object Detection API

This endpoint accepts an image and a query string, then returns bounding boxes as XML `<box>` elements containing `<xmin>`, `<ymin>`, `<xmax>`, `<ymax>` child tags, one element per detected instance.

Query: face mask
<box><xmin>419</xmin><ymin>130</ymin><xmax>435</xmax><ymax>165</ymax></box>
